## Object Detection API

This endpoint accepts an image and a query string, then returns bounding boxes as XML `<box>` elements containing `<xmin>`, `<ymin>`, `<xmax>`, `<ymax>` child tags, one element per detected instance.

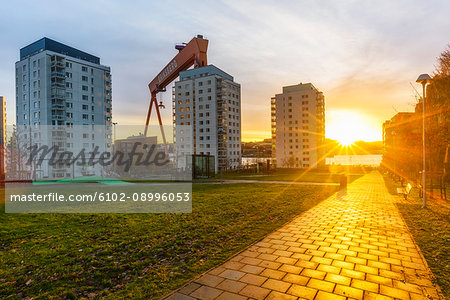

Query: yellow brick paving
<box><xmin>165</xmin><ymin>172</ymin><xmax>444</xmax><ymax>300</ymax></box>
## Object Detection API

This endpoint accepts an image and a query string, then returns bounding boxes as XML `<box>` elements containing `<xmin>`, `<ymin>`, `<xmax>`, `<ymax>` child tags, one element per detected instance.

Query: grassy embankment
<box><xmin>0</xmin><ymin>182</ymin><xmax>338</xmax><ymax>299</ymax></box>
<box><xmin>383</xmin><ymin>175</ymin><xmax>450</xmax><ymax>299</ymax></box>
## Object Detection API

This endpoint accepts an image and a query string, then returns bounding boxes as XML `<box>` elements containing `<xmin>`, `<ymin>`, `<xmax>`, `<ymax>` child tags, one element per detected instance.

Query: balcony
<box><xmin>51</xmin><ymin>82</ymin><xmax>65</xmax><ymax>88</ymax></box>
<box><xmin>51</xmin><ymin>60</ymin><xmax>65</xmax><ymax>68</ymax></box>
<box><xmin>51</xmin><ymin>71</ymin><xmax>66</xmax><ymax>78</ymax></box>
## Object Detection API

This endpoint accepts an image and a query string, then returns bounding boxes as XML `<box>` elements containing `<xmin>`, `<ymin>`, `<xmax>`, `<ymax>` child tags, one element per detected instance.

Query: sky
<box><xmin>0</xmin><ymin>0</ymin><xmax>449</xmax><ymax>142</ymax></box>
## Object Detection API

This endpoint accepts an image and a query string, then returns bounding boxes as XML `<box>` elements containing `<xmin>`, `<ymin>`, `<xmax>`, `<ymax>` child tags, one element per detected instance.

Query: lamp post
<box><xmin>416</xmin><ymin>74</ymin><xmax>432</xmax><ymax>209</ymax></box>
<box><xmin>112</xmin><ymin>122</ymin><xmax>118</xmax><ymax>142</ymax></box>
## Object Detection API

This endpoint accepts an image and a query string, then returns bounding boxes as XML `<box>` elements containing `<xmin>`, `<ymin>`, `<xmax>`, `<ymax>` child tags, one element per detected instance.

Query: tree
<box><xmin>435</xmin><ymin>45</ymin><xmax>450</xmax><ymax>77</ymax></box>
<box><xmin>426</xmin><ymin>45</ymin><xmax>450</xmax><ymax>175</ymax></box>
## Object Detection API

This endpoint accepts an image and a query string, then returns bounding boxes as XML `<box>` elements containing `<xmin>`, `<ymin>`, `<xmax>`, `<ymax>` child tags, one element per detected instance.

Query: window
<box><xmin>82</xmin><ymin>66</ymin><xmax>88</xmax><ymax>72</ymax></box>
<box><xmin>82</xmin><ymin>95</ymin><xmax>88</xmax><ymax>100</ymax></box>
<box><xmin>82</xmin><ymin>114</ymin><xmax>89</xmax><ymax>120</ymax></box>
<box><xmin>66</xmin><ymin>72</ymin><xmax>72</xmax><ymax>78</ymax></box>
<box><xmin>66</xmin><ymin>82</ymin><xmax>72</xmax><ymax>88</ymax></box>
<box><xmin>66</xmin><ymin>92</ymin><xmax>72</xmax><ymax>99</ymax></box>
<box><xmin>82</xmin><ymin>76</ymin><xmax>88</xmax><ymax>81</ymax></box>
<box><xmin>66</xmin><ymin>62</ymin><xmax>72</xmax><ymax>68</ymax></box>
<box><xmin>82</xmin><ymin>105</ymin><xmax>88</xmax><ymax>110</ymax></box>
<box><xmin>82</xmin><ymin>85</ymin><xmax>88</xmax><ymax>91</ymax></box>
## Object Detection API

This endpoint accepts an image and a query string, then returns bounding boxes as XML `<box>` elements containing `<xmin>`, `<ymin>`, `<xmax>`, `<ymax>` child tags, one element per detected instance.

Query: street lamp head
<box><xmin>416</xmin><ymin>73</ymin><xmax>432</xmax><ymax>85</ymax></box>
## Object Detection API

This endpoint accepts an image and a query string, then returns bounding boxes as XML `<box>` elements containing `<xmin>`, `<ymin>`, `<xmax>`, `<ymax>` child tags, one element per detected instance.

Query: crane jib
<box><xmin>157</xmin><ymin>59</ymin><xmax>178</xmax><ymax>83</ymax></box>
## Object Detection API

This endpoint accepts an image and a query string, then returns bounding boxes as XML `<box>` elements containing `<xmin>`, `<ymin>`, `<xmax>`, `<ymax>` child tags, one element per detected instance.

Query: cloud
<box><xmin>0</xmin><ymin>0</ymin><xmax>449</xmax><ymax>141</ymax></box>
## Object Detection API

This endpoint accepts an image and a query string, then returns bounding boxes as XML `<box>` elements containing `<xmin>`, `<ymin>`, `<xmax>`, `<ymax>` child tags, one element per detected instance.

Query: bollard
<box><xmin>340</xmin><ymin>174</ymin><xmax>347</xmax><ymax>190</ymax></box>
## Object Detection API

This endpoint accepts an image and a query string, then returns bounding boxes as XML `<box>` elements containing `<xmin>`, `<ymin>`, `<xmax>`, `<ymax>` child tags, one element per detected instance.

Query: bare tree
<box><xmin>435</xmin><ymin>45</ymin><xmax>450</xmax><ymax>77</ymax></box>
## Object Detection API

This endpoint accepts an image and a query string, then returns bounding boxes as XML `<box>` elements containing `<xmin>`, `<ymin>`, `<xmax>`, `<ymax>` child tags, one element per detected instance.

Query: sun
<box><xmin>338</xmin><ymin>136</ymin><xmax>355</xmax><ymax>146</ymax></box>
<box><xmin>326</xmin><ymin>110</ymin><xmax>380</xmax><ymax>144</ymax></box>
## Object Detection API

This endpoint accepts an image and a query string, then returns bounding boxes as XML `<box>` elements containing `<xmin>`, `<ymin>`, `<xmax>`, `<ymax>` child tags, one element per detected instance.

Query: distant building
<box><xmin>271</xmin><ymin>83</ymin><xmax>325</xmax><ymax>168</ymax></box>
<box><xmin>15</xmin><ymin>37</ymin><xmax>112</xmax><ymax>179</ymax></box>
<box><xmin>113</xmin><ymin>135</ymin><xmax>158</xmax><ymax>176</ymax></box>
<box><xmin>173</xmin><ymin>65</ymin><xmax>241</xmax><ymax>173</ymax></box>
<box><xmin>242</xmin><ymin>139</ymin><xmax>272</xmax><ymax>158</ymax></box>
<box><xmin>382</xmin><ymin>112</ymin><xmax>420</xmax><ymax>177</ymax></box>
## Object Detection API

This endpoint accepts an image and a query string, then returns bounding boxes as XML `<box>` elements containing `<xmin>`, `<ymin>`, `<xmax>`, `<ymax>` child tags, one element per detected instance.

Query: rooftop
<box><xmin>20</xmin><ymin>37</ymin><xmax>100</xmax><ymax>64</ymax></box>
<box><xmin>282</xmin><ymin>83</ymin><xmax>320</xmax><ymax>94</ymax></box>
<box><xmin>179</xmin><ymin>65</ymin><xmax>234</xmax><ymax>81</ymax></box>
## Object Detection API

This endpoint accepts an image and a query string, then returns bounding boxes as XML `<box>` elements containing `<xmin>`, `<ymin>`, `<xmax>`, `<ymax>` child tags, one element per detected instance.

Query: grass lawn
<box><xmin>382</xmin><ymin>175</ymin><xmax>450</xmax><ymax>299</ymax></box>
<box><xmin>219</xmin><ymin>169</ymin><xmax>364</xmax><ymax>183</ymax></box>
<box><xmin>0</xmin><ymin>183</ymin><xmax>337</xmax><ymax>299</ymax></box>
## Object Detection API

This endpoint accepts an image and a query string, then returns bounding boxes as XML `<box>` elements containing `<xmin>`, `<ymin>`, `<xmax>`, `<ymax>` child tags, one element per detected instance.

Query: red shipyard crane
<box><xmin>144</xmin><ymin>35</ymin><xmax>208</xmax><ymax>154</ymax></box>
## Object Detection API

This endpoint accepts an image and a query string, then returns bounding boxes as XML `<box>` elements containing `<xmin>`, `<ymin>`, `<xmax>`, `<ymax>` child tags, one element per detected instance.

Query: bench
<box><xmin>397</xmin><ymin>183</ymin><xmax>412</xmax><ymax>200</ymax></box>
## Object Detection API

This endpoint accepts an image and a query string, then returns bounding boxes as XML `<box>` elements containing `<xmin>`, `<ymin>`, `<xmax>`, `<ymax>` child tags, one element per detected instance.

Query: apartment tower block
<box><xmin>271</xmin><ymin>83</ymin><xmax>325</xmax><ymax>168</ymax></box>
<box><xmin>173</xmin><ymin>65</ymin><xmax>241</xmax><ymax>173</ymax></box>
<box><xmin>15</xmin><ymin>37</ymin><xmax>112</xmax><ymax>178</ymax></box>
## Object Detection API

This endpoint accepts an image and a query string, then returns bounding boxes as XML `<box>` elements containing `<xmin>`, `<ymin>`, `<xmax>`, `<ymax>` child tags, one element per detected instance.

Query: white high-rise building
<box><xmin>15</xmin><ymin>38</ymin><xmax>112</xmax><ymax>179</ymax></box>
<box><xmin>173</xmin><ymin>65</ymin><xmax>241</xmax><ymax>173</ymax></box>
<box><xmin>271</xmin><ymin>83</ymin><xmax>325</xmax><ymax>168</ymax></box>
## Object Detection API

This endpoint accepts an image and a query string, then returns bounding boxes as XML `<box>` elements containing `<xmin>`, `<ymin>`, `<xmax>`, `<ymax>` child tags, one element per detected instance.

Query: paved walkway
<box><xmin>166</xmin><ymin>172</ymin><xmax>443</xmax><ymax>300</ymax></box>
